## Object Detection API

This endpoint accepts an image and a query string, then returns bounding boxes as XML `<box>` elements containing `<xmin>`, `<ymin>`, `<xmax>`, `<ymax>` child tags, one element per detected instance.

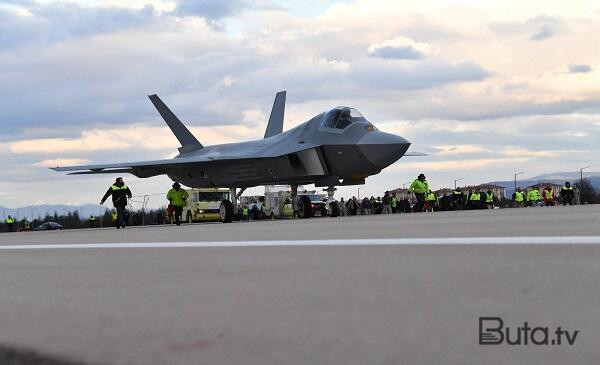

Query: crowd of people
<box><xmin>335</xmin><ymin>174</ymin><xmax>580</xmax><ymax>215</ymax></box>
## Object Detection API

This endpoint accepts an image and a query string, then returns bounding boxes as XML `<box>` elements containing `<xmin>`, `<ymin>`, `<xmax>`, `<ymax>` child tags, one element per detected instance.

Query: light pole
<box><xmin>454</xmin><ymin>178</ymin><xmax>464</xmax><ymax>190</ymax></box>
<box><xmin>357</xmin><ymin>187</ymin><xmax>363</xmax><ymax>199</ymax></box>
<box><xmin>514</xmin><ymin>171</ymin><xmax>524</xmax><ymax>193</ymax></box>
<box><xmin>580</xmin><ymin>165</ymin><xmax>592</xmax><ymax>186</ymax></box>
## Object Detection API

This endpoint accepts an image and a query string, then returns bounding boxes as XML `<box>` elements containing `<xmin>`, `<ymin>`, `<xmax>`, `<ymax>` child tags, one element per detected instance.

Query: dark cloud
<box><xmin>369</xmin><ymin>45</ymin><xmax>426</xmax><ymax>60</ymax></box>
<box><xmin>175</xmin><ymin>0</ymin><xmax>250</xmax><ymax>20</ymax></box>
<box><xmin>569</xmin><ymin>64</ymin><xmax>592</xmax><ymax>73</ymax></box>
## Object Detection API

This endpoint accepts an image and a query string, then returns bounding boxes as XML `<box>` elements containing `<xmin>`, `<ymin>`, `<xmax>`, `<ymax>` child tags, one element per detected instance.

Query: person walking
<box><xmin>166</xmin><ymin>182</ymin><xmax>189</xmax><ymax>226</ymax></box>
<box><xmin>409</xmin><ymin>173</ymin><xmax>429</xmax><ymax>212</ymax></box>
<box><xmin>100</xmin><ymin>177</ymin><xmax>132</xmax><ymax>229</ymax></box>
<box><xmin>560</xmin><ymin>182</ymin><xmax>575</xmax><ymax>205</ymax></box>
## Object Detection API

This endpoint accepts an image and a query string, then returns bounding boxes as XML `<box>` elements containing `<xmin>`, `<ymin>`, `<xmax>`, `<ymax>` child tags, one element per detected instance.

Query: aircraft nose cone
<box><xmin>358</xmin><ymin>131</ymin><xmax>411</xmax><ymax>169</ymax></box>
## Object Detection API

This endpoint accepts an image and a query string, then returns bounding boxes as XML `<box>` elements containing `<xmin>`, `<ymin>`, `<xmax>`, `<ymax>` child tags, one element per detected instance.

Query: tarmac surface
<box><xmin>1</xmin><ymin>205</ymin><xmax>600</xmax><ymax>364</ymax></box>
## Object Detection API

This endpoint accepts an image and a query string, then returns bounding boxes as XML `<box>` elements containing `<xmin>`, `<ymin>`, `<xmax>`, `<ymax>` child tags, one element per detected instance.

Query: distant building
<box><xmin>389</xmin><ymin>188</ymin><xmax>412</xmax><ymax>201</ymax></box>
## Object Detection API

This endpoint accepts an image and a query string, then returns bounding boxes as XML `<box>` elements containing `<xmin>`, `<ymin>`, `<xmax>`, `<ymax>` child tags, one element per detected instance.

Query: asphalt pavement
<box><xmin>1</xmin><ymin>205</ymin><xmax>599</xmax><ymax>364</ymax></box>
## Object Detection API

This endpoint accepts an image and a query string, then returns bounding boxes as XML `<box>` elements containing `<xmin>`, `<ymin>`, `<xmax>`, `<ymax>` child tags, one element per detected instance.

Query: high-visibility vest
<box><xmin>563</xmin><ymin>186</ymin><xmax>573</xmax><ymax>191</ymax></box>
<box><xmin>391</xmin><ymin>197</ymin><xmax>397</xmax><ymax>208</ymax></box>
<box><xmin>528</xmin><ymin>189</ymin><xmax>541</xmax><ymax>201</ymax></box>
<box><xmin>543</xmin><ymin>190</ymin><xmax>553</xmax><ymax>199</ymax></box>
<box><xmin>514</xmin><ymin>191</ymin><xmax>524</xmax><ymax>202</ymax></box>
<box><xmin>470</xmin><ymin>193</ymin><xmax>480</xmax><ymax>201</ymax></box>
<box><xmin>242</xmin><ymin>208</ymin><xmax>249</xmax><ymax>216</ymax></box>
<box><xmin>409</xmin><ymin>179</ymin><xmax>429</xmax><ymax>194</ymax></box>
<box><xmin>111</xmin><ymin>212</ymin><xmax>118</xmax><ymax>221</ymax></box>
<box><xmin>486</xmin><ymin>192</ymin><xmax>494</xmax><ymax>203</ymax></box>
<box><xmin>89</xmin><ymin>216</ymin><xmax>96</xmax><ymax>221</ymax></box>
<box><xmin>111</xmin><ymin>184</ymin><xmax>128</xmax><ymax>191</ymax></box>
<box><xmin>426</xmin><ymin>192</ymin><xmax>436</xmax><ymax>201</ymax></box>
<box><xmin>6</xmin><ymin>217</ymin><xmax>15</xmax><ymax>224</ymax></box>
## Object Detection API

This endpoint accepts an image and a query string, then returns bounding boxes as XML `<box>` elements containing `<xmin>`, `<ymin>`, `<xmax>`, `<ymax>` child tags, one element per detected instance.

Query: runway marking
<box><xmin>1</xmin><ymin>236</ymin><xmax>600</xmax><ymax>250</ymax></box>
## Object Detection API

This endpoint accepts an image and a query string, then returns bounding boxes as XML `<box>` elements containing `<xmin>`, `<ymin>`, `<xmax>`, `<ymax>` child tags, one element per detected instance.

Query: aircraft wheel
<box><xmin>186</xmin><ymin>211</ymin><xmax>193</xmax><ymax>223</ymax></box>
<box><xmin>297</xmin><ymin>196</ymin><xmax>313</xmax><ymax>218</ymax></box>
<box><xmin>220</xmin><ymin>200</ymin><xmax>233</xmax><ymax>223</ymax></box>
<box><xmin>329</xmin><ymin>202</ymin><xmax>340</xmax><ymax>217</ymax></box>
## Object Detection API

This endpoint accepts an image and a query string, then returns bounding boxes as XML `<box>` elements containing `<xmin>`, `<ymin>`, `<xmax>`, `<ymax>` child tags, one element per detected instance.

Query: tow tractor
<box><xmin>184</xmin><ymin>188</ymin><xmax>231</xmax><ymax>223</ymax></box>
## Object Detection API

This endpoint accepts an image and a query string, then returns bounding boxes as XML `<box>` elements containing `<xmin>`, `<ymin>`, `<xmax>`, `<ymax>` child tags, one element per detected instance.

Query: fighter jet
<box><xmin>53</xmin><ymin>92</ymin><xmax>412</xmax><ymax>221</ymax></box>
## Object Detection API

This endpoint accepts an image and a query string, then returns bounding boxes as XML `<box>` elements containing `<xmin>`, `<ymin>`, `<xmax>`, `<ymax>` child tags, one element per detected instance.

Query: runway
<box><xmin>1</xmin><ymin>205</ymin><xmax>600</xmax><ymax>364</ymax></box>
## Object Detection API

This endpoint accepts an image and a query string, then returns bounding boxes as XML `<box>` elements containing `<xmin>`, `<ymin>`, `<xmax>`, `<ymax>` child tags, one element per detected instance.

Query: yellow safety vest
<box><xmin>6</xmin><ymin>217</ymin><xmax>15</xmax><ymax>224</ymax></box>
<box><xmin>470</xmin><ymin>193</ymin><xmax>480</xmax><ymax>201</ymax></box>
<box><xmin>543</xmin><ymin>190</ymin><xmax>553</xmax><ymax>199</ymax></box>
<box><xmin>111</xmin><ymin>184</ymin><xmax>128</xmax><ymax>191</ymax></box>
<box><xmin>486</xmin><ymin>193</ymin><xmax>494</xmax><ymax>203</ymax></box>
<box><xmin>514</xmin><ymin>191</ymin><xmax>524</xmax><ymax>202</ymax></box>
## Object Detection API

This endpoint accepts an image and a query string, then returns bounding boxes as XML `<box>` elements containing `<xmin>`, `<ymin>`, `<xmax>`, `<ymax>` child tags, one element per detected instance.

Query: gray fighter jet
<box><xmin>53</xmin><ymin>92</ymin><xmax>412</xmax><ymax>221</ymax></box>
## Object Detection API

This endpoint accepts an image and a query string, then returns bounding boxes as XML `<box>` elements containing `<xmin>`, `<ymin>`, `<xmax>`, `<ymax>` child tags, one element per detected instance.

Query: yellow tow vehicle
<box><xmin>184</xmin><ymin>188</ymin><xmax>231</xmax><ymax>223</ymax></box>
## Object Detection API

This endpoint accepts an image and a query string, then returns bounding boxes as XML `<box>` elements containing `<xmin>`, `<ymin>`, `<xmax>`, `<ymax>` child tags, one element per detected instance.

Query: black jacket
<box><xmin>101</xmin><ymin>182</ymin><xmax>132</xmax><ymax>208</ymax></box>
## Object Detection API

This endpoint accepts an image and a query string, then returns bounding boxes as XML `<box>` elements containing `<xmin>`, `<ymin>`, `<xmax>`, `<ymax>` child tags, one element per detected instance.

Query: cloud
<box><xmin>33</xmin><ymin>158</ymin><xmax>91</xmax><ymax>168</ymax></box>
<box><xmin>350</xmin><ymin>59</ymin><xmax>489</xmax><ymax>90</ymax></box>
<box><xmin>569</xmin><ymin>64</ymin><xmax>592</xmax><ymax>73</ymax></box>
<box><xmin>368</xmin><ymin>36</ymin><xmax>437</xmax><ymax>60</ymax></box>
<box><xmin>0</xmin><ymin>2</ymin><xmax>157</xmax><ymax>49</ymax></box>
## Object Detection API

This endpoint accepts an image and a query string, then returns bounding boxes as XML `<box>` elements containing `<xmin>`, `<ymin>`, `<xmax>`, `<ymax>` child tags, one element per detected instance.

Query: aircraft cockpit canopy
<box><xmin>322</xmin><ymin>107</ymin><xmax>369</xmax><ymax>130</ymax></box>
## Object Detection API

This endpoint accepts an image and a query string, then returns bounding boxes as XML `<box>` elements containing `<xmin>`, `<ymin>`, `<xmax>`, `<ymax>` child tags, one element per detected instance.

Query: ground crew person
<box><xmin>381</xmin><ymin>191</ymin><xmax>392</xmax><ymax>214</ymax></box>
<box><xmin>89</xmin><ymin>215</ymin><xmax>97</xmax><ymax>228</ymax></box>
<box><xmin>469</xmin><ymin>190</ymin><xmax>481</xmax><ymax>209</ymax></box>
<box><xmin>452</xmin><ymin>188</ymin><xmax>465</xmax><ymax>210</ymax></box>
<box><xmin>101</xmin><ymin>177</ymin><xmax>132</xmax><ymax>229</ymax></box>
<box><xmin>527</xmin><ymin>187</ymin><xmax>541</xmax><ymax>207</ymax></box>
<box><xmin>512</xmin><ymin>187</ymin><xmax>525</xmax><ymax>207</ymax></box>
<box><xmin>425</xmin><ymin>190</ymin><xmax>437</xmax><ymax>212</ymax></box>
<box><xmin>409</xmin><ymin>173</ymin><xmax>429</xmax><ymax>212</ymax></box>
<box><xmin>560</xmin><ymin>182</ymin><xmax>575</xmax><ymax>205</ymax></box>
<box><xmin>242</xmin><ymin>205</ymin><xmax>249</xmax><ymax>221</ymax></box>
<box><xmin>542</xmin><ymin>186</ymin><xmax>555</xmax><ymax>206</ymax></box>
<box><xmin>485</xmin><ymin>190</ymin><xmax>495</xmax><ymax>209</ymax></box>
<box><xmin>166</xmin><ymin>182</ymin><xmax>189</xmax><ymax>226</ymax></box>
<box><xmin>391</xmin><ymin>193</ymin><xmax>397</xmax><ymax>213</ymax></box>
<box><xmin>5</xmin><ymin>215</ymin><xmax>15</xmax><ymax>232</ymax></box>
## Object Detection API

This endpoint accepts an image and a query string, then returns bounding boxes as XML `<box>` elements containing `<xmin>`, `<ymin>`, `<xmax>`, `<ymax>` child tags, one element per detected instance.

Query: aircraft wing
<box><xmin>50</xmin><ymin>156</ymin><xmax>214</xmax><ymax>178</ymax></box>
<box><xmin>403</xmin><ymin>151</ymin><xmax>428</xmax><ymax>156</ymax></box>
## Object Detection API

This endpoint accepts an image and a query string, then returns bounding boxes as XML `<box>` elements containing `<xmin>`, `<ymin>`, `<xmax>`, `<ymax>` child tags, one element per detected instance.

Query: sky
<box><xmin>1</xmin><ymin>0</ymin><xmax>600</xmax><ymax>209</ymax></box>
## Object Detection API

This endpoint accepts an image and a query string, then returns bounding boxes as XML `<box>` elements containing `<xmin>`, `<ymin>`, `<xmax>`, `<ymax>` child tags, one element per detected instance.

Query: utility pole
<box><xmin>580</xmin><ymin>165</ymin><xmax>591</xmax><ymax>186</ymax></box>
<box><xmin>514</xmin><ymin>171</ymin><xmax>524</xmax><ymax>193</ymax></box>
<box><xmin>357</xmin><ymin>187</ymin><xmax>362</xmax><ymax>200</ymax></box>
<box><xmin>454</xmin><ymin>178</ymin><xmax>464</xmax><ymax>190</ymax></box>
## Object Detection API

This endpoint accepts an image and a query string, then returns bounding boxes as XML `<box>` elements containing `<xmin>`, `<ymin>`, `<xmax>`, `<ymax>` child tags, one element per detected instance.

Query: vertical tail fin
<box><xmin>264</xmin><ymin>91</ymin><xmax>286</xmax><ymax>138</ymax></box>
<box><xmin>148</xmin><ymin>94</ymin><xmax>203</xmax><ymax>154</ymax></box>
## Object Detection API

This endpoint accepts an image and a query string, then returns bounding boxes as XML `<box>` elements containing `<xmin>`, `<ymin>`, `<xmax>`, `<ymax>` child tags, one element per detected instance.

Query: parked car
<box><xmin>35</xmin><ymin>222</ymin><xmax>64</xmax><ymax>231</ymax></box>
